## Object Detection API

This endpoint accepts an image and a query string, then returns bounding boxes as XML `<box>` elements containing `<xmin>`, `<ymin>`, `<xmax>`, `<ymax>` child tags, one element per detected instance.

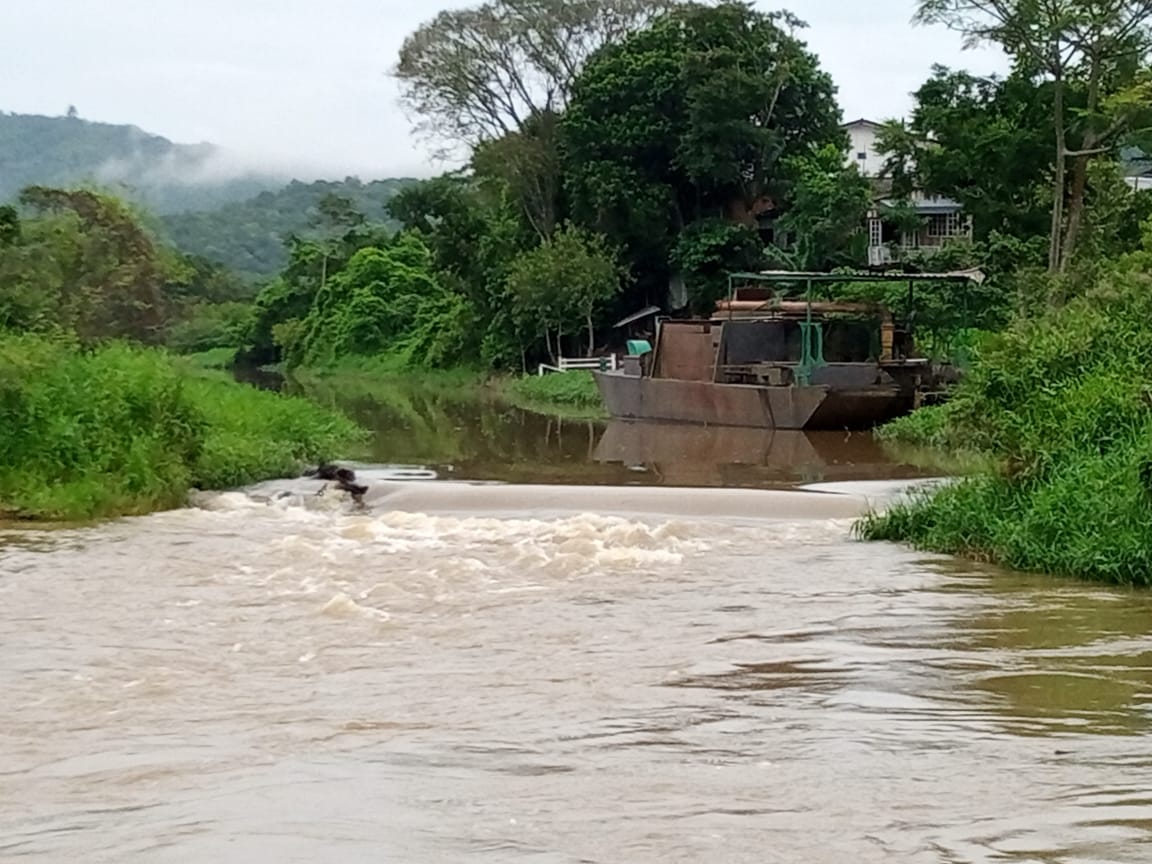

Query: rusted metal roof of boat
<box><xmin>743</xmin><ymin>268</ymin><xmax>986</xmax><ymax>284</ymax></box>
<box><xmin>613</xmin><ymin>305</ymin><xmax>662</xmax><ymax>328</ymax></box>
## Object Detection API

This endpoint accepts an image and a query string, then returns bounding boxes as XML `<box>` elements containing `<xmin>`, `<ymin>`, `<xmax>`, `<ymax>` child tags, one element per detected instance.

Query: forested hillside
<box><xmin>158</xmin><ymin>178</ymin><xmax>413</xmax><ymax>276</ymax></box>
<box><xmin>0</xmin><ymin>111</ymin><xmax>415</xmax><ymax>276</ymax></box>
<box><xmin>0</xmin><ymin>111</ymin><xmax>287</xmax><ymax>212</ymax></box>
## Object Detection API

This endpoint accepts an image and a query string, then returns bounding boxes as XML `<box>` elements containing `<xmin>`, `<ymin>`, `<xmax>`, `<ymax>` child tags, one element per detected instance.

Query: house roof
<box><xmin>841</xmin><ymin>118</ymin><xmax>883</xmax><ymax>129</ymax></box>
<box><xmin>877</xmin><ymin>195</ymin><xmax>964</xmax><ymax>214</ymax></box>
<box><xmin>1121</xmin><ymin>146</ymin><xmax>1152</xmax><ymax>177</ymax></box>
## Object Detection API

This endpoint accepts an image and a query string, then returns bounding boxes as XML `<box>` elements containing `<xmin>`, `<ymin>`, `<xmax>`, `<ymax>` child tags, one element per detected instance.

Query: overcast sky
<box><xmin>3</xmin><ymin>0</ymin><xmax>1009</xmax><ymax>180</ymax></box>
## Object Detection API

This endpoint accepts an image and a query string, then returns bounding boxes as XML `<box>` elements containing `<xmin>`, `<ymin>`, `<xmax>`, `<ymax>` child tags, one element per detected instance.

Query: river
<box><xmin>4</xmin><ymin>385</ymin><xmax>1152</xmax><ymax>863</ymax></box>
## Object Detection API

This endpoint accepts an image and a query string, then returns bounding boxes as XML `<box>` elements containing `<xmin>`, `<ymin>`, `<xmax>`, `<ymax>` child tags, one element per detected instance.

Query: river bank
<box><xmin>286</xmin><ymin>358</ymin><xmax>607</xmax><ymax>419</ymax></box>
<box><xmin>856</xmin><ymin>268</ymin><xmax>1152</xmax><ymax>586</ymax></box>
<box><xmin>0</xmin><ymin>335</ymin><xmax>364</xmax><ymax>521</ymax></box>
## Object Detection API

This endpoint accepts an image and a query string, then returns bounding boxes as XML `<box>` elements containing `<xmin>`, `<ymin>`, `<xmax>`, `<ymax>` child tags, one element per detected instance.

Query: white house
<box><xmin>1122</xmin><ymin>147</ymin><xmax>1152</xmax><ymax>191</ymax></box>
<box><xmin>841</xmin><ymin>118</ymin><xmax>972</xmax><ymax>266</ymax></box>
<box><xmin>842</xmin><ymin>118</ymin><xmax>888</xmax><ymax>179</ymax></box>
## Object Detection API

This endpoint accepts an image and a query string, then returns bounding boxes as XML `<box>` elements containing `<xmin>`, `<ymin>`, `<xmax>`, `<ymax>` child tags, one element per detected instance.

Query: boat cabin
<box><xmin>643</xmin><ymin>284</ymin><xmax>925</xmax><ymax>390</ymax></box>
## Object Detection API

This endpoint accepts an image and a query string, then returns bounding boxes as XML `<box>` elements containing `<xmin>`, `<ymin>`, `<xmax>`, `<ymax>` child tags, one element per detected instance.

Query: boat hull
<box><xmin>592</xmin><ymin>371</ymin><xmax>911</xmax><ymax>431</ymax></box>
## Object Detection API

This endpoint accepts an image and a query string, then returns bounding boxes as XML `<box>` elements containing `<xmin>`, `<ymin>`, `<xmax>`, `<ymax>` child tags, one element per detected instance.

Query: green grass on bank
<box><xmin>288</xmin><ymin>356</ymin><xmax>607</xmax><ymax>418</ymax></box>
<box><xmin>180</xmin><ymin>346</ymin><xmax>238</xmax><ymax>370</ymax></box>
<box><xmin>295</xmin><ymin>353</ymin><xmax>485</xmax><ymax>385</ymax></box>
<box><xmin>0</xmin><ymin>334</ymin><xmax>364</xmax><ymax>521</ymax></box>
<box><xmin>854</xmin><ymin>267</ymin><xmax>1152</xmax><ymax>586</ymax></box>
<box><xmin>504</xmin><ymin>371</ymin><xmax>607</xmax><ymax>418</ymax></box>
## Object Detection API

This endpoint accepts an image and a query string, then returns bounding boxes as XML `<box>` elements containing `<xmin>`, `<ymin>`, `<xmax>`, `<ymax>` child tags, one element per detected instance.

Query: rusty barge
<box><xmin>593</xmin><ymin>269</ymin><xmax>979</xmax><ymax>431</ymax></box>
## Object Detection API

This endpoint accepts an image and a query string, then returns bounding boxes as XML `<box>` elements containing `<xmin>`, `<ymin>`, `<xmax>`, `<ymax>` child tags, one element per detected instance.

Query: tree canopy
<box><xmin>913</xmin><ymin>0</ymin><xmax>1152</xmax><ymax>272</ymax></box>
<box><xmin>561</xmin><ymin>1</ymin><xmax>844</xmax><ymax>303</ymax></box>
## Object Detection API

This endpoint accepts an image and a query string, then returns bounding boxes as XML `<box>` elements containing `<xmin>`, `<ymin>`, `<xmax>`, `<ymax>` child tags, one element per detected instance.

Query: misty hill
<box><xmin>159</xmin><ymin>178</ymin><xmax>413</xmax><ymax>276</ymax></box>
<box><xmin>0</xmin><ymin>111</ymin><xmax>289</xmax><ymax>213</ymax></box>
<box><xmin>1</xmin><ymin>110</ymin><xmax>417</xmax><ymax>276</ymax></box>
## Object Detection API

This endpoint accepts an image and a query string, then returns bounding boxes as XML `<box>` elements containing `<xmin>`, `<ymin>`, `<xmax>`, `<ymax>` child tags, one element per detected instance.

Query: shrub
<box><xmin>0</xmin><ymin>334</ymin><xmax>363</xmax><ymax>521</ymax></box>
<box><xmin>856</xmin><ymin>266</ymin><xmax>1152</xmax><ymax>585</ymax></box>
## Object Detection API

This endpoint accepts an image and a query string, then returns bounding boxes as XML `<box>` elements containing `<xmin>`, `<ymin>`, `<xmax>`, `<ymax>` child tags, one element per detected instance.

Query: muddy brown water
<box><xmin>273</xmin><ymin>375</ymin><xmax>937</xmax><ymax>488</ymax></box>
<box><xmin>4</xmin><ymin>386</ymin><xmax>1152</xmax><ymax>863</ymax></box>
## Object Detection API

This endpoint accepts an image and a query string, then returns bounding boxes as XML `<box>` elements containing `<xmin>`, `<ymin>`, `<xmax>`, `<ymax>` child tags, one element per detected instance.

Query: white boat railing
<box><xmin>537</xmin><ymin>355</ymin><xmax>618</xmax><ymax>376</ymax></box>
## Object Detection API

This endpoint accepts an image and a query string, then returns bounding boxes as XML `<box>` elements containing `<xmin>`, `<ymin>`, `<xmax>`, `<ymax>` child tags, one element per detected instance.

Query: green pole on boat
<box><xmin>798</xmin><ymin>277</ymin><xmax>813</xmax><ymax>386</ymax></box>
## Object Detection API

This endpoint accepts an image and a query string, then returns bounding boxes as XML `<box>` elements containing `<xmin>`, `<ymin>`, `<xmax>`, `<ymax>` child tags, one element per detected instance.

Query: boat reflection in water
<box><xmin>591</xmin><ymin>419</ymin><xmax>930</xmax><ymax>488</ymax></box>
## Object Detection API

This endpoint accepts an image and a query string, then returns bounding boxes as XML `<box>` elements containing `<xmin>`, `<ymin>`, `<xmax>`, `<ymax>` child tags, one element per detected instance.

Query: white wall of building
<box><xmin>843</xmin><ymin>120</ymin><xmax>886</xmax><ymax>178</ymax></box>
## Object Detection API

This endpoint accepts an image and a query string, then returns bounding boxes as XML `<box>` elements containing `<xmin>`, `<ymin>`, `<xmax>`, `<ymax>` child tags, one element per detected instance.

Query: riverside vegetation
<box><xmin>856</xmin><ymin>234</ymin><xmax>1152</xmax><ymax>585</ymax></box>
<box><xmin>0</xmin><ymin>189</ymin><xmax>364</xmax><ymax>521</ymax></box>
<box><xmin>3</xmin><ymin>0</ymin><xmax>1152</xmax><ymax>556</ymax></box>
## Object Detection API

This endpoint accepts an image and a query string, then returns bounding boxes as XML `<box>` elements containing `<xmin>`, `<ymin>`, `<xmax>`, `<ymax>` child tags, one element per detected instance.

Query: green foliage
<box><xmin>389</xmin><ymin>174</ymin><xmax>541</xmax><ymax>368</ymax></box>
<box><xmin>857</xmin><ymin>254</ymin><xmax>1152</xmax><ymax>585</ymax></box>
<box><xmin>670</xmin><ymin>219</ymin><xmax>763</xmax><ymax>315</ymax></box>
<box><xmin>772</xmin><ymin>144</ymin><xmax>870</xmax><ymax>271</ymax></box>
<box><xmin>166</xmin><ymin>302</ymin><xmax>253</xmax><ymax>355</ymax></box>
<box><xmin>296</xmin><ymin>233</ymin><xmax>473</xmax><ymax>369</ymax></box>
<box><xmin>0</xmin><ymin>334</ymin><xmax>362</xmax><ymax>521</ymax></box>
<box><xmin>3</xmin><ymin>187</ymin><xmax>173</xmax><ymax>343</ymax></box>
<box><xmin>0</xmin><ymin>205</ymin><xmax>19</xmax><ymax>245</ymax></box>
<box><xmin>909</xmin><ymin>3</ymin><xmax>1152</xmax><ymax>273</ymax></box>
<box><xmin>179</xmin><ymin>346</ymin><xmax>239</xmax><ymax>370</ymax></box>
<box><xmin>505</xmin><ymin>224</ymin><xmax>626</xmax><ymax>356</ymax></box>
<box><xmin>506</xmin><ymin>371</ymin><xmax>605</xmax><ymax>415</ymax></box>
<box><xmin>562</xmin><ymin>1</ymin><xmax>844</xmax><ymax>300</ymax></box>
<box><xmin>185</xmin><ymin>372</ymin><xmax>365</xmax><ymax>492</ymax></box>
<box><xmin>875</xmin><ymin>403</ymin><xmax>959</xmax><ymax>450</ymax></box>
<box><xmin>161</xmin><ymin>178</ymin><xmax>411</xmax><ymax>277</ymax></box>
<box><xmin>876</xmin><ymin>68</ymin><xmax>1055</xmax><ymax>240</ymax></box>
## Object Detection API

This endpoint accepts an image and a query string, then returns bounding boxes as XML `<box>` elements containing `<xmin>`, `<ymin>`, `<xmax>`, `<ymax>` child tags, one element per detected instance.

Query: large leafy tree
<box><xmin>295</xmin><ymin>233</ymin><xmax>472</xmax><ymax>369</ymax></box>
<box><xmin>562</xmin><ymin>1</ymin><xmax>844</xmax><ymax>303</ymax></box>
<box><xmin>395</xmin><ymin>0</ymin><xmax>673</xmax><ymax>152</ymax></box>
<box><xmin>772</xmin><ymin>143</ymin><xmax>872</xmax><ymax>271</ymax></box>
<box><xmin>14</xmin><ymin>187</ymin><xmax>172</xmax><ymax>343</ymax></box>
<box><xmin>914</xmin><ymin>0</ymin><xmax>1152</xmax><ymax>273</ymax></box>
<box><xmin>876</xmin><ymin>66</ymin><xmax>1055</xmax><ymax>241</ymax></box>
<box><xmin>395</xmin><ymin>0</ymin><xmax>673</xmax><ymax>239</ymax></box>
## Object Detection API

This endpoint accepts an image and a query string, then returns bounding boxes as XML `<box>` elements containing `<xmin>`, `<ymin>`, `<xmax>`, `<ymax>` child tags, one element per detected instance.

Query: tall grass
<box><xmin>0</xmin><ymin>334</ymin><xmax>364</xmax><ymax>521</ymax></box>
<box><xmin>855</xmin><ymin>268</ymin><xmax>1152</xmax><ymax>585</ymax></box>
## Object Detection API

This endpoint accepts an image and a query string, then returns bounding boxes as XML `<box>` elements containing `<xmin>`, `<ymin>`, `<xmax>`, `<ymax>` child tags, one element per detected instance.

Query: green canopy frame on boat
<box><xmin>721</xmin><ymin>268</ymin><xmax>986</xmax><ymax>384</ymax></box>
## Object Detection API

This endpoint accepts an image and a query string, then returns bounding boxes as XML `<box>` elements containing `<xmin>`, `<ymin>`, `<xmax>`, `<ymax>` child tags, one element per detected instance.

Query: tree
<box><xmin>875</xmin><ymin>67</ymin><xmax>1055</xmax><ymax>241</ymax></box>
<box><xmin>0</xmin><ymin>206</ymin><xmax>19</xmax><ymax>246</ymax></box>
<box><xmin>396</xmin><ymin>0</ymin><xmax>673</xmax><ymax>243</ymax></box>
<box><xmin>395</xmin><ymin>0</ymin><xmax>674</xmax><ymax>153</ymax></box>
<box><xmin>471</xmin><ymin>112</ymin><xmax>564</xmax><ymax>239</ymax></box>
<box><xmin>773</xmin><ymin>144</ymin><xmax>872</xmax><ymax>271</ymax></box>
<box><xmin>505</xmin><ymin>224</ymin><xmax>626</xmax><ymax>358</ymax></box>
<box><xmin>18</xmin><ymin>186</ymin><xmax>172</xmax><ymax>343</ymax></box>
<box><xmin>669</xmin><ymin>219</ymin><xmax>764</xmax><ymax>315</ymax></box>
<box><xmin>914</xmin><ymin>0</ymin><xmax>1152</xmax><ymax>274</ymax></box>
<box><xmin>562</xmin><ymin>1</ymin><xmax>844</xmax><ymax>304</ymax></box>
<box><xmin>295</xmin><ymin>233</ymin><xmax>473</xmax><ymax>369</ymax></box>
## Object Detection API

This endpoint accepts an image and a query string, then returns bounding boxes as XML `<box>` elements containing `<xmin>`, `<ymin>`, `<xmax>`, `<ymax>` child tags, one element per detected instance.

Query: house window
<box><xmin>867</xmin><ymin>216</ymin><xmax>882</xmax><ymax>248</ymax></box>
<box><xmin>926</xmin><ymin>212</ymin><xmax>964</xmax><ymax>238</ymax></box>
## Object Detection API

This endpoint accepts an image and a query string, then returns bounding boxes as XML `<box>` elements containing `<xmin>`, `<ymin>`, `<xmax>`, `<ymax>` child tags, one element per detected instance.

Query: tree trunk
<box><xmin>1059</xmin><ymin>55</ymin><xmax>1104</xmax><ymax>274</ymax></box>
<box><xmin>586</xmin><ymin>311</ymin><xmax>594</xmax><ymax>356</ymax></box>
<box><xmin>1060</xmin><ymin>155</ymin><xmax>1090</xmax><ymax>273</ymax></box>
<box><xmin>1047</xmin><ymin>70</ymin><xmax>1066</xmax><ymax>279</ymax></box>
